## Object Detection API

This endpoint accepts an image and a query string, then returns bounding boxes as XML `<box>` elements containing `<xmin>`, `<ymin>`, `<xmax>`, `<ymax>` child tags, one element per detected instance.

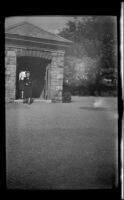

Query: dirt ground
<box><xmin>6</xmin><ymin>96</ymin><xmax>118</xmax><ymax>190</ymax></box>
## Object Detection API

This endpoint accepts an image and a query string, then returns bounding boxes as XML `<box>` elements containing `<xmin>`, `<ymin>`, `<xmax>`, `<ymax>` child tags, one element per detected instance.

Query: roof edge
<box><xmin>5</xmin><ymin>21</ymin><xmax>73</xmax><ymax>44</ymax></box>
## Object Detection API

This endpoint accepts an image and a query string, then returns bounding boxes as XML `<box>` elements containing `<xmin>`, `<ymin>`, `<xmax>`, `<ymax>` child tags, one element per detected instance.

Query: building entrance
<box><xmin>16</xmin><ymin>56</ymin><xmax>51</xmax><ymax>99</ymax></box>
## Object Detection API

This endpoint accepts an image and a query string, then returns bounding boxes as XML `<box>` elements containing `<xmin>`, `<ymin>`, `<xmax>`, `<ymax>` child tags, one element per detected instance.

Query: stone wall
<box><xmin>5</xmin><ymin>50</ymin><xmax>16</xmax><ymax>102</ymax></box>
<box><xmin>50</xmin><ymin>52</ymin><xmax>64</xmax><ymax>102</ymax></box>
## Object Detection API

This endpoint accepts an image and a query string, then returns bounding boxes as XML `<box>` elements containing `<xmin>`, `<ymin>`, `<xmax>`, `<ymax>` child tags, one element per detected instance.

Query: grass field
<box><xmin>6</xmin><ymin>96</ymin><xmax>118</xmax><ymax>190</ymax></box>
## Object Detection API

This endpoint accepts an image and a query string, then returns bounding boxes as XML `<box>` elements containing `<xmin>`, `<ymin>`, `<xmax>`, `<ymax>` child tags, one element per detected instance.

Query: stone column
<box><xmin>50</xmin><ymin>51</ymin><xmax>64</xmax><ymax>102</ymax></box>
<box><xmin>5</xmin><ymin>49</ymin><xmax>16</xmax><ymax>102</ymax></box>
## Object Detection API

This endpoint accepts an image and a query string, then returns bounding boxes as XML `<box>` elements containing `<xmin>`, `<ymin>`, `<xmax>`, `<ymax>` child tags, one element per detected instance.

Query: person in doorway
<box><xmin>19</xmin><ymin>69</ymin><xmax>26</xmax><ymax>99</ymax></box>
<box><xmin>23</xmin><ymin>71</ymin><xmax>32</xmax><ymax>104</ymax></box>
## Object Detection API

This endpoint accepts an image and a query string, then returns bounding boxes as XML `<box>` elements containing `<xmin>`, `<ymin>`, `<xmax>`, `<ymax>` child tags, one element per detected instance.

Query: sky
<box><xmin>5</xmin><ymin>16</ymin><xmax>75</xmax><ymax>34</ymax></box>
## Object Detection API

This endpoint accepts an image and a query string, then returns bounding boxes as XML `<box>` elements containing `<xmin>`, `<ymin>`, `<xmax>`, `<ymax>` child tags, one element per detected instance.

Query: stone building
<box><xmin>5</xmin><ymin>22</ymin><xmax>72</xmax><ymax>102</ymax></box>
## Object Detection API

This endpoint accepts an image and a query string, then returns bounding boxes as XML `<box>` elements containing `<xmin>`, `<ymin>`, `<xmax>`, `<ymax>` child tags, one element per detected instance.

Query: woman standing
<box><xmin>19</xmin><ymin>70</ymin><xmax>26</xmax><ymax>99</ymax></box>
<box><xmin>24</xmin><ymin>71</ymin><xmax>32</xmax><ymax>104</ymax></box>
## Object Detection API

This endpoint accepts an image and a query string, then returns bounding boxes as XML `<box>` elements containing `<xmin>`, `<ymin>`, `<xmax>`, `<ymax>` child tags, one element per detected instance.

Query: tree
<box><xmin>59</xmin><ymin>16</ymin><xmax>117</xmax><ymax>95</ymax></box>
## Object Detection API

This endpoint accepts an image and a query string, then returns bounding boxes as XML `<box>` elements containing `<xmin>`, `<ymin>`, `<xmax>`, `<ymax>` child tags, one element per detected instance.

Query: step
<box><xmin>14</xmin><ymin>99</ymin><xmax>52</xmax><ymax>103</ymax></box>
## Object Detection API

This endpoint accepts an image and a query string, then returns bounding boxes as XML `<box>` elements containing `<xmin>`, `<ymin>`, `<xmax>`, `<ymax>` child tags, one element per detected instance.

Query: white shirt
<box><xmin>19</xmin><ymin>71</ymin><xmax>26</xmax><ymax>80</ymax></box>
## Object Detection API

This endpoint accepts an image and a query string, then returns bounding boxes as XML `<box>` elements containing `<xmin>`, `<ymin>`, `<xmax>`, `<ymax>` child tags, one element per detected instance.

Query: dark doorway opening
<box><xmin>16</xmin><ymin>56</ymin><xmax>51</xmax><ymax>99</ymax></box>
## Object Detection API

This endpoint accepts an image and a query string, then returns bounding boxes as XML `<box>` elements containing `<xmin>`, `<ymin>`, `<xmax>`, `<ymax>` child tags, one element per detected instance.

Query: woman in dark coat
<box><xmin>24</xmin><ymin>71</ymin><xmax>32</xmax><ymax>104</ymax></box>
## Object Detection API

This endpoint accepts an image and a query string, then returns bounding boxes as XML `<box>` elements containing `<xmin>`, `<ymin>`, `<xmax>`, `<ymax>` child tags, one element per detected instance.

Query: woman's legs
<box><xmin>21</xmin><ymin>90</ymin><xmax>24</xmax><ymax>99</ymax></box>
<box><xmin>28</xmin><ymin>97</ymin><xmax>33</xmax><ymax>104</ymax></box>
<box><xmin>28</xmin><ymin>97</ymin><xmax>31</xmax><ymax>104</ymax></box>
<box><xmin>24</xmin><ymin>86</ymin><xmax>32</xmax><ymax>104</ymax></box>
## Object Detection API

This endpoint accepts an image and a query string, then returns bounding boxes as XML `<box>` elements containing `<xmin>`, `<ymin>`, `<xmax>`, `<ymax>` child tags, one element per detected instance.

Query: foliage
<box><xmin>59</xmin><ymin>16</ymin><xmax>117</xmax><ymax>96</ymax></box>
<box><xmin>62</xmin><ymin>91</ymin><xmax>71</xmax><ymax>103</ymax></box>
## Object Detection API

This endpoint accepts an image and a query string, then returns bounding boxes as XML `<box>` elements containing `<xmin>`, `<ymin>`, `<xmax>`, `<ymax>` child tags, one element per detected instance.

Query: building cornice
<box><xmin>5</xmin><ymin>33</ymin><xmax>72</xmax><ymax>48</ymax></box>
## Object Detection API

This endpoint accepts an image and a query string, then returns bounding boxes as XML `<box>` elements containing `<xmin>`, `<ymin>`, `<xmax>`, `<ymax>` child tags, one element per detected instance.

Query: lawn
<box><xmin>6</xmin><ymin>96</ymin><xmax>118</xmax><ymax>189</ymax></box>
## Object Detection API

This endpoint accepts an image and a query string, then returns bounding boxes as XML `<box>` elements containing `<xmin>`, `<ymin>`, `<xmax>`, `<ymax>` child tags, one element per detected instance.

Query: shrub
<box><xmin>62</xmin><ymin>92</ymin><xmax>71</xmax><ymax>103</ymax></box>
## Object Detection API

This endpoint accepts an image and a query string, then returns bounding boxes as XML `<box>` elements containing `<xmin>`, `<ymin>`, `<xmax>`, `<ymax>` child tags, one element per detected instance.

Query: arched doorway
<box><xmin>16</xmin><ymin>56</ymin><xmax>51</xmax><ymax>99</ymax></box>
